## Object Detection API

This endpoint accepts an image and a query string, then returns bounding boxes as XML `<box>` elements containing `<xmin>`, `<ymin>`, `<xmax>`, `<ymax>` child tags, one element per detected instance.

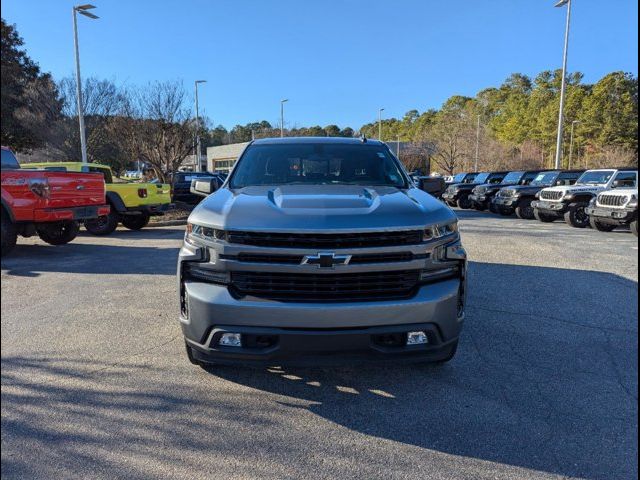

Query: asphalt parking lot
<box><xmin>1</xmin><ymin>210</ymin><xmax>637</xmax><ymax>480</ymax></box>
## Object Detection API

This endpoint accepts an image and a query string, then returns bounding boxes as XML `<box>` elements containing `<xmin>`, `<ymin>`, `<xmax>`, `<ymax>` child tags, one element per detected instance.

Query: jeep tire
<box><xmin>589</xmin><ymin>217</ymin><xmax>616</xmax><ymax>232</ymax></box>
<box><xmin>534</xmin><ymin>209</ymin><xmax>556</xmax><ymax>223</ymax></box>
<box><xmin>515</xmin><ymin>199</ymin><xmax>535</xmax><ymax>220</ymax></box>
<box><xmin>37</xmin><ymin>220</ymin><xmax>80</xmax><ymax>245</ymax></box>
<box><xmin>456</xmin><ymin>195</ymin><xmax>472</xmax><ymax>210</ymax></box>
<box><xmin>121</xmin><ymin>212</ymin><xmax>150</xmax><ymax>231</ymax></box>
<box><xmin>564</xmin><ymin>203</ymin><xmax>590</xmax><ymax>228</ymax></box>
<box><xmin>1</xmin><ymin>209</ymin><xmax>17</xmax><ymax>256</ymax></box>
<box><xmin>85</xmin><ymin>210</ymin><xmax>119</xmax><ymax>236</ymax></box>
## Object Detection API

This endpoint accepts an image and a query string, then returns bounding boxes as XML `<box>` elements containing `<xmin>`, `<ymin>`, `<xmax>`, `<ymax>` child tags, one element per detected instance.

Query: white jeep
<box><xmin>531</xmin><ymin>168</ymin><xmax>638</xmax><ymax>228</ymax></box>
<box><xmin>586</xmin><ymin>188</ymin><xmax>638</xmax><ymax>236</ymax></box>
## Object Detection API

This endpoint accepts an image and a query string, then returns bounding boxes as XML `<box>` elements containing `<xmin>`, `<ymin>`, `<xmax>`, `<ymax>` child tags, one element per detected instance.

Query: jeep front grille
<box><xmin>540</xmin><ymin>190</ymin><xmax>563</xmax><ymax>201</ymax></box>
<box><xmin>597</xmin><ymin>194</ymin><xmax>628</xmax><ymax>207</ymax></box>
<box><xmin>230</xmin><ymin>270</ymin><xmax>421</xmax><ymax>302</ymax></box>
<box><xmin>225</xmin><ymin>230</ymin><xmax>423</xmax><ymax>249</ymax></box>
<box><xmin>473</xmin><ymin>186</ymin><xmax>487</xmax><ymax>195</ymax></box>
<box><xmin>498</xmin><ymin>189</ymin><xmax>515</xmax><ymax>198</ymax></box>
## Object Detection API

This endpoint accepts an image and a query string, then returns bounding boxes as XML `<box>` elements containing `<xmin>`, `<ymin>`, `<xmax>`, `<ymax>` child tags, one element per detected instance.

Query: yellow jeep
<box><xmin>26</xmin><ymin>162</ymin><xmax>171</xmax><ymax>235</ymax></box>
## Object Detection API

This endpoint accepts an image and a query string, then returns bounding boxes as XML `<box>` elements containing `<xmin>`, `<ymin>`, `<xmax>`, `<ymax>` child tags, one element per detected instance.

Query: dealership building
<box><xmin>206</xmin><ymin>142</ymin><xmax>250</xmax><ymax>173</ymax></box>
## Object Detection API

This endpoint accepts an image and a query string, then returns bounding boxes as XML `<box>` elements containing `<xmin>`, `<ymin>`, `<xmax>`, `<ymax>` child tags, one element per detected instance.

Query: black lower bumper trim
<box><xmin>186</xmin><ymin>323</ymin><xmax>458</xmax><ymax>366</ymax></box>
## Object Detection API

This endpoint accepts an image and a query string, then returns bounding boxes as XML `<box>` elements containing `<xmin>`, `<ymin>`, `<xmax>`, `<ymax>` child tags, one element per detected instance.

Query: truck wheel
<box><xmin>630</xmin><ymin>220</ymin><xmax>638</xmax><ymax>237</ymax></box>
<box><xmin>121</xmin><ymin>212</ymin><xmax>150</xmax><ymax>231</ymax></box>
<box><xmin>37</xmin><ymin>221</ymin><xmax>80</xmax><ymax>245</ymax></box>
<box><xmin>589</xmin><ymin>217</ymin><xmax>616</xmax><ymax>232</ymax></box>
<box><xmin>564</xmin><ymin>203</ymin><xmax>590</xmax><ymax>228</ymax></box>
<box><xmin>1</xmin><ymin>209</ymin><xmax>18</xmax><ymax>257</ymax></box>
<box><xmin>534</xmin><ymin>209</ymin><xmax>556</xmax><ymax>223</ymax></box>
<box><xmin>84</xmin><ymin>211</ymin><xmax>119</xmax><ymax>236</ymax></box>
<box><xmin>456</xmin><ymin>195</ymin><xmax>472</xmax><ymax>209</ymax></box>
<box><xmin>515</xmin><ymin>199</ymin><xmax>535</xmax><ymax>220</ymax></box>
<box><xmin>489</xmin><ymin>202</ymin><xmax>498</xmax><ymax>214</ymax></box>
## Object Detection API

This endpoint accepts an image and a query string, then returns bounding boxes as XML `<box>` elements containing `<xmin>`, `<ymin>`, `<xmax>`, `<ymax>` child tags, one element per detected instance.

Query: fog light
<box><xmin>407</xmin><ymin>331</ymin><xmax>428</xmax><ymax>345</ymax></box>
<box><xmin>219</xmin><ymin>333</ymin><xmax>242</xmax><ymax>347</ymax></box>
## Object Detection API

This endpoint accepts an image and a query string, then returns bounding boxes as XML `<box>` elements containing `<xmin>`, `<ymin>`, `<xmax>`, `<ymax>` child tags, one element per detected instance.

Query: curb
<box><xmin>148</xmin><ymin>220</ymin><xmax>188</xmax><ymax>228</ymax></box>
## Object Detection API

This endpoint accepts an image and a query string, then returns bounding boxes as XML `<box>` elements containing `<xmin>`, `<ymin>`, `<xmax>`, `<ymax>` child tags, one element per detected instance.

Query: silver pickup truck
<box><xmin>178</xmin><ymin>137</ymin><xmax>467</xmax><ymax>367</ymax></box>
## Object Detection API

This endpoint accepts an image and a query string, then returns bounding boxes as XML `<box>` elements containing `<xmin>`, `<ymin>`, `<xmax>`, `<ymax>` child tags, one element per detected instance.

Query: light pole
<box><xmin>280</xmin><ymin>99</ymin><xmax>288</xmax><ymax>137</ymax></box>
<box><xmin>194</xmin><ymin>80</ymin><xmax>207</xmax><ymax>172</ymax></box>
<box><xmin>474</xmin><ymin>114</ymin><xmax>481</xmax><ymax>171</ymax></box>
<box><xmin>72</xmin><ymin>4</ymin><xmax>98</xmax><ymax>165</ymax></box>
<box><xmin>396</xmin><ymin>135</ymin><xmax>401</xmax><ymax>159</ymax></box>
<box><xmin>553</xmin><ymin>0</ymin><xmax>573</xmax><ymax>170</ymax></box>
<box><xmin>568</xmin><ymin>120</ymin><xmax>580</xmax><ymax>169</ymax></box>
<box><xmin>378</xmin><ymin>108</ymin><xmax>385</xmax><ymax>140</ymax></box>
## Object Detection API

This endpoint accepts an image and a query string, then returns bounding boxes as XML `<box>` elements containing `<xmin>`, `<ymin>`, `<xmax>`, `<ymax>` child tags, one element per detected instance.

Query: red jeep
<box><xmin>1</xmin><ymin>147</ymin><xmax>110</xmax><ymax>256</ymax></box>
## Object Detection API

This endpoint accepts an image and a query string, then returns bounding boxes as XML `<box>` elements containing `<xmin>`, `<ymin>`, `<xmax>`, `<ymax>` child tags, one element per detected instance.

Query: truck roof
<box><xmin>251</xmin><ymin>137</ymin><xmax>386</xmax><ymax>146</ymax></box>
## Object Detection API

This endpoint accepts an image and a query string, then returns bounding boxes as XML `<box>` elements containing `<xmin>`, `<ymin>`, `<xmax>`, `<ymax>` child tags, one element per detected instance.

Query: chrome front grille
<box><xmin>540</xmin><ymin>190</ymin><xmax>563</xmax><ymax>201</ymax></box>
<box><xmin>597</xmin><ymin>194</ymin><xmax>628</xmax><ymax>207</ymax></box>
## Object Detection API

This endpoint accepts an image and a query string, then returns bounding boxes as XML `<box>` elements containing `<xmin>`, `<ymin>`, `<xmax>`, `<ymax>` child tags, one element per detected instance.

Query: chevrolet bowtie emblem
<box><xmin>302</xmin><ymin>252</ymin><xmax>352</xmax><ymax>268</ymax></box>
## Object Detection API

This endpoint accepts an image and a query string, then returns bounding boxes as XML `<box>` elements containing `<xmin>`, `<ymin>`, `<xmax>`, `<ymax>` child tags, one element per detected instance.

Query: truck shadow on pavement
<box><xmin>1</xmin><ymin>262</ymin><xmax>637</xmax><ymax>479</ymax></box>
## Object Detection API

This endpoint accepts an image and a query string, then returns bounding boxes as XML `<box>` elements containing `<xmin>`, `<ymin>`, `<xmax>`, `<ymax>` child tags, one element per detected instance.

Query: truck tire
<box><xmin>489</xmin><ymin>202</ymin><xmax>499</xmax><ymax>214</ymax></box>
<box><xmin>1</xmin><ymin>209</ymin><xmax>17</xmax><ymax>257</ymax></box>
<box><xmin>515</xmin><ymin>199</ymin><xmax>535</xmax><ymax>220</ymax></box>
<box><xmin>37</xmin><ymin>220</ymin><xmax>80</xmax><ymax>245</ymax></box>
<box><xmin>84</xmin><ymin>210</ymin><xmax>119</xmax><ymax>236</ymax></box>
<box><xmin>631</xmin><ymin>220</ymin><xmax>638</xmax><ymax>237</ymax></box>
<box><xmin>589</xmin><ymin>217</ymin><xmax>616</xmax><ymax>232</ymax></box>
<box><xmin>534</xmin><ymin>209</ymin><xmax>556</xmax><ymax>223</ymax></box>
<box><xmin>121</xmin><ymin>212</ymin><xmax>150</xmax><ymax>231</ymax></box>
<box><xmin>456</xmin><ymin>195</ymin><xmax>472</xmax><ymax>209</ymax></box>
<box><xmin>564</xmin><ymin>203</ymin><xmax>590</xmax><ymax>228</ymax></box>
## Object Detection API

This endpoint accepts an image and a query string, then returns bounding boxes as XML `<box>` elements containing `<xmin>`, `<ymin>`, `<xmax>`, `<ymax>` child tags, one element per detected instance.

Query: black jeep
<box><xmin>442</xmin><ymin>171</ymin><xmax>508</xmax><ymax>209</ymax></box>
<box><xmin>469</xmin><ymin>170</ymin><xmax>545</xmax><ymax>212</ymax></box>
<box><xmin>491</xmin><ymin>170</ymin><xmax>584</xmax><ymax>219</ymax></box>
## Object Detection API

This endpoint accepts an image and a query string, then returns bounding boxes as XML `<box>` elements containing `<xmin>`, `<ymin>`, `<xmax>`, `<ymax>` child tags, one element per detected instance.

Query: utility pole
<box><xmin>378</xmin><ymin>108</ymin><xmax>385</xmax><ymax>141</ymax></box>
<box><xmin>194</xmin><ymin>80</ymin><xmax>206</xmax><ymax>172</ymax></box>
<box><xmin>554</xmin><ymin>0</ymin><xmax>573</xmax><ymax>170</ymax></box>
<box><xmin>474</xmin><ymin>114</ymin><xmax>481</xmax><ymax>171</ymax></box>
<box><xmin>280</xmin><ymin>99</ymin><xmax>288</xmax><ymax>137</ymax></box>
<box><xmin>72</xmin><ymin>4</ymin><xmax>98</xmax><ymax>165</ymax></box>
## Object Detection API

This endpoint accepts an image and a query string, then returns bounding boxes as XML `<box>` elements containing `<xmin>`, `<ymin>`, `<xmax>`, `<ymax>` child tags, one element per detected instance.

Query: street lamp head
<box><xmin>195</xmin><ymin>80</ymin><xmax>207</xmax><ymax>84</ymax></box>
<box><xmin>75</xmin><ymin>4</ymin><xmax>97</xmax><ymax>10</ymax></box>
<box><xmin>281</xmin><ymin>99</ymin><xmax>289</xmax><ymax>104</ymax></box>
<box><xmin>78</xmin><ymin>10</ymin><xmax>99</xmax><ymax>19</ymax></box>
<box><xmin>554</xmin><ymin>0</ymin><xmax>569</xmax><ymax>7</ymax></box>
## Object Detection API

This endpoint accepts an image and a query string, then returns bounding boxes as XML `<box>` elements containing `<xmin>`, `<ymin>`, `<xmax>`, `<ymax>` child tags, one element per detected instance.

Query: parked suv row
<box><xmin>447</xmin><ymin>166</ymin><xmax>638</xmax><ymax>235</ymax></box>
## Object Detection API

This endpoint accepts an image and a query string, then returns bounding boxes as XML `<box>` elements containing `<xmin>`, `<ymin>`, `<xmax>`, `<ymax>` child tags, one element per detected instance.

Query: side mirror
<box><xmin>190</xmin><ymin>177</ymin><xmax>222</xmax><ymax>197</ymax></box>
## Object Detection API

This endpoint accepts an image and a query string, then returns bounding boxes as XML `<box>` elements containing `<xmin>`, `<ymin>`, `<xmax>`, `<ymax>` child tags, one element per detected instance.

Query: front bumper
<box><xmin>586</xmin><ymin>206</ymin><xmax>637</xmax><ymax>225</ymax></box>
<box><xmin>34</xmin><ymin>204</ymin><xmax>110</xmax><ymax>222</ymax></box>
<box><xmin>531</xmin><ymin>200</ymin><xmax>567</xmax><ymax>216</ymax></box>
<box><xmin>186</xmin><ymin>322</ymin><xmax>459</xmax><ymax>366</ymax></box>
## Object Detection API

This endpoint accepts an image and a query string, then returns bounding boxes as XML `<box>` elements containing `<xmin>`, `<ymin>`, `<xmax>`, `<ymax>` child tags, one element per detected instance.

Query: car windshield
<box><xmin>530</xmin><ymin>172</ymin><xmax>559</xmax><ymax>186</ymax></box>
<box><xmin>1</xmin><ymin>149</ymin><xmax>19</xmax><ymax>170</ymax></box>
<box><xmin>452</xmin><ymin>173</ymin><xmax>467</xmax><ymax>183</ymax></box>
<box><xmin>576</xmin><ymin>170</ymin><xmax>615</xmax><ymax>185</ymax></box>
<box><xmin>461</xmin><ymin>173</ymin><xmax>479</xmax><ymax>183</ymax></box>
<box><xmin>473</xmin><ymin>173</ymin><xmax>490</xmax><ymax>184</ymax></box>
<box><xmin>502</xmin><ymin>171</ymin><xmax>524</xmax><ymax>184</ymax></box>
<box><xmin>229</xmin><ymin>143</ymin><xmax>408</xmax><ymax>188</ymax></box>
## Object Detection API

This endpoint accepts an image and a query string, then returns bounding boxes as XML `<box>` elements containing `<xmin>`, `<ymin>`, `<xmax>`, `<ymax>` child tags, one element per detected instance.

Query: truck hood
<box><xmin>189</xmin><ymin>185</ymin><xmax>456</xmax><ymax>232</ymax></box>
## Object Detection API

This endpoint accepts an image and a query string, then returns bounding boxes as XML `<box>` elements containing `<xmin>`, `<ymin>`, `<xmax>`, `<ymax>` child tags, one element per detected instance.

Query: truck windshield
<box><xmin>229</xmin><ymin>143</ymin><xmax>408</xmax><ymax>188</ymax></box>
<box><xmin>501</xmin><ymin>171</ymin><xmax>524</xmax><ymax>184</ymax></box>
<box><xmin>473</xmin><ymin>173</ymin><xmax>490</xmax><ymax>184</ymax></box>
<box><xmin>530</xmin><ymin>172</ymin><xmax>559</xmax><ymax>186</ymax></box>
<box><xmin>1</xmin><ymin>149</ymin><xmax>19</xmax><ymax>170</ymax></box>
<box><xmin>576</xmin><ymin>170</ymin><xmax>615</xmax><ymax>185</ymax></box>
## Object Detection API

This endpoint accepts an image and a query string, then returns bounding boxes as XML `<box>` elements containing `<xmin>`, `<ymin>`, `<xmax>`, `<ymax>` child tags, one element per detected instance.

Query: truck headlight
<box><xmin>423</xmin><ymin>221</ymin><xmax>458</xmax><ymax>241</ymax></box>
<box><xmin>185</xmin><ymin>223</ymin><xmax>226</xmax><ymax>246</ymax></box>
<box><xmin>564</xmin><ymin>193</ymin><xmax>575</xmax><ymax>201</ymax></box>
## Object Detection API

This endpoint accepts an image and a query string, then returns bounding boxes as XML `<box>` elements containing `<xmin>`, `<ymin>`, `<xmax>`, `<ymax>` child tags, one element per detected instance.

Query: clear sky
<box><xmin>2</xmin><ymin>0</ymin><xmax>638</xmax><ymax>130</ymax></box>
